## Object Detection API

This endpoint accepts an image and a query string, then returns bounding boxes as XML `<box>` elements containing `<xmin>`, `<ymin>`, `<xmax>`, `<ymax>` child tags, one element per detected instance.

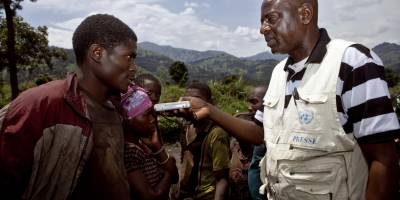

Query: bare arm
<box><xmin>157</xmin><ymin>149</ymin><xmax>179</xmax><ymax>184</ymax></box>
<box><xmin>360</xmin><ymin>141</ymin><xmax>400</xmax><ymax>200</ymax></box>
<box><xmin>142</xmin><ymin>130</ymin><xmax>179</xmax><ymax>183</ymax></box>
<box><xmin>182</xmin><ymin>96</ymin><xmax>264</xmax><ymax>144</ymax></box>
<box><xmin>214</xmin><ymin>169</ymin><xmax>229</xmax><ymax>200</ymax></box>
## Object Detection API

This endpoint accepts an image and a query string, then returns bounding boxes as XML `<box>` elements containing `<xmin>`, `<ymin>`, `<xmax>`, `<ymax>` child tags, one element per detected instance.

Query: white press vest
<box><xmin>260</xmin><ymin>39</ymin><xmax>368</xmax><ymax>200</ymax></box>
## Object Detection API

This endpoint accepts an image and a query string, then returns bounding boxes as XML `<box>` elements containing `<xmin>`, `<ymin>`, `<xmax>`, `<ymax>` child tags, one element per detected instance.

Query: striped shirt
<box><xmin>255</xmin><ymin>29</ymin><xmax>400</xmax><ymax>143</ymax></box>
<box><xmin>124</xmin><ymin>142</ymin><xmax>164</xmax><ymax>188</ymax></box>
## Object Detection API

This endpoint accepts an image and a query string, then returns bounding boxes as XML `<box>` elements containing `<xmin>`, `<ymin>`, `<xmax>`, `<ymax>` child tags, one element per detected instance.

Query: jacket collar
<box><xmin>64</xmin><ymin>72</ymin><xmax>90</xmax><ymax>119</ymax></box>
<box><xmin>284</xmin><ymin>28</ymin><xmax>331</xmax><ymax>71</ymax></box>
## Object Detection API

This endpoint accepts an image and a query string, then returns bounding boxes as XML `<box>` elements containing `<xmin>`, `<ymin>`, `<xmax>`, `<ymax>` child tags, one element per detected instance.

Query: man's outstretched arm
<box><xmin>182</xmin><ymin>96</ymin><xmax>264</xmax><ymax>144</ymax></box>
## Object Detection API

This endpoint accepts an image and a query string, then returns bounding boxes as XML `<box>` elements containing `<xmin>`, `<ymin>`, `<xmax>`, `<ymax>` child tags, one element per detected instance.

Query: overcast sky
<box><xmin>16</xmin><ymin>0</ymin><xmax>400</xmax><ymax>57</ymax></box>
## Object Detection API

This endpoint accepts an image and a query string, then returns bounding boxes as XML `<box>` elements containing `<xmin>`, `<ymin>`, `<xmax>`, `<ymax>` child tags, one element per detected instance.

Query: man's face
<box><xmin>259</xmin><ymin>0</ymin><xmax>302</xmax><ymax>54</ymax></box>
<box><xmin>247</xmin><ymin>87</ymin><xmax>266</xmax><ymax>114</ymax></box>
<box><xmin>98</xmin><ymin>40</ymin><xmax>137</xmax><ymax>93</ymax></box>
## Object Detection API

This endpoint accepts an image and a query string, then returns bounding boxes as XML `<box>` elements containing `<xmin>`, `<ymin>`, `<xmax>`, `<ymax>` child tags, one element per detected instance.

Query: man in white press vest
<box><xmin>180</xmin><ymin>0</ymin><xmax>400</xmax><ymax>199</ymax></box>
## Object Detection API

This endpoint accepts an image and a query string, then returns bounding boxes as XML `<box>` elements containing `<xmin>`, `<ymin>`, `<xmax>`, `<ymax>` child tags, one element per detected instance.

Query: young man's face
<box><xmin>247</xmin><ymin>87</ymin><xmax>266</xmax><ymax>114</ymax></box>
<box><xmin>259</xmin><ymin>0</ymin><xmax>303</xmax><ymax>54</ymax></box>
<box><xmin>142</xmin><ymin>79</ymin><xmax>162</xmax><ymax>104</ymax></box>
<box><xmin>99</xmin><ymin>40</ymin><xmax>137</xmax><ymax>93</ymax></box>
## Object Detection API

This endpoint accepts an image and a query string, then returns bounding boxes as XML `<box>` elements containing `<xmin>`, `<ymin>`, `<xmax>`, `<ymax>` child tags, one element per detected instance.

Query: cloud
<box><xmin>33</xmin><ymin>0</ymin><xmax>264</xmax><ymax>57</ymax></box>
<box><xmin>335</xmin><ymin>0</ymin><xmax>383</xmax><ymax>10</ymax></box>
<box><xmin>47</xmin><ymin>27</ymin><xmax>73</xmax><ymax>48</ymax></box>
<box><xmin>20</xmin><ymin>0</ymin><xmax>399</xmax><ymax>57</ymax></box>
<box><xmin>319</xmin><ymin>0</ymin><xmax>400</xmax><ymax>49</ymax></box>
<box><xmin>184</xmin><ymin>2</ymin><xmax>199</xmax><ymax>8</ymax></box>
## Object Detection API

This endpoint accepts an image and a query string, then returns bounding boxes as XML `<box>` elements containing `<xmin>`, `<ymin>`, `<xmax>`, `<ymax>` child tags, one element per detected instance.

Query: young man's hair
<box><xmin>72</xmin><ymin>14</ymin><xmax>137</xmax><ymax>65</ymax></box>
<box><xmin>133</xmin><ymin>73</ymin><xmax>161</xmax><ymax>88</ymax></box>
<box><xmin>186</xmin><ymin>81</ymin><xmax>212</xmax><ymax>103</ymax></box>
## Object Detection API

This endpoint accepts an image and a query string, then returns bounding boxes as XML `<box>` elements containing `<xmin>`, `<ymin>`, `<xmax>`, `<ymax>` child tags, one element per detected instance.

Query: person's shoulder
<box><xmin>7</xmin><ymin>79</ymin><xmax>67</xmax><ymax>114</ymax></box>
<box><xmin>210</xmin><ymin>126</ymin><xmax>228</xmax><ymax>136</ymax></box>
<box><xmin>17</xmin><ymin>79</ymin><xmax>67</xmax><ymax>104</ymax></box>
<box><xmin>342</xmin><ymin>43</ymin><xmax>383</xmax><ymax>67</ymax></box>
<box><xmin>208</xmin><ymin>126</ymin><xmax>230</xmax><ymax>142</ymax></box>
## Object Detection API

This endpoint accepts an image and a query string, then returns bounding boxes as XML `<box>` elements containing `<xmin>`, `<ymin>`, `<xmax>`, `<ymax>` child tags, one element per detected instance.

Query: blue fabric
<box><xmin>248</xmin><ymin>143</ymin><xmax>267</xmax><ymax>200</ymax></box>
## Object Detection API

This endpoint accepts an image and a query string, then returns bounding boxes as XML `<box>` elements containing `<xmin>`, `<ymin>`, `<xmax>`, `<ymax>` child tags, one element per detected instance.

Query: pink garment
<box><xmin>120</xmin><ymin>84</ymin><xmax>152</xmax><ymax>120</ymax></box>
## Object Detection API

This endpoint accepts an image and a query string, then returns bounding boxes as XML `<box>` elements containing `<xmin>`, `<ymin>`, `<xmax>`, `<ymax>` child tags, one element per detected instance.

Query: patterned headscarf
<box><xmin>120</xmin><ymin>84</ymin><xmax>153</xmax><ymax>120</ymax></box>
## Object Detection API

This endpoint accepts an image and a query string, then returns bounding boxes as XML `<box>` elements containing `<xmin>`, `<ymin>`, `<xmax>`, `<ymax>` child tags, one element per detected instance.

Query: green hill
<box><xmin>13</xmin><ymin>42</ymin><xmax>398</xmax><ymax>87</ymax></box>
<box><xmin>373</xmin><ymin>42</ymin><xmax>400</xmax><ymax>73</ymax></box>
<box><xmin>139</xmin><ymin>41</ymin><xmax>227</xmax><ymax>63</ymax></box>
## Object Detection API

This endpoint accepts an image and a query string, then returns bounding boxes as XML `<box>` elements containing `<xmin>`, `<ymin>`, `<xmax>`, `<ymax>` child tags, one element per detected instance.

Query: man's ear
<box><xmin>88</xmin><ymin>44</ymin><xmax>104</xmax><ymax>63</ymax></box>
<box><xmin>298</xmin><ymin>3</ymin><xmax>313</xmax><ymax>25</ymax></box>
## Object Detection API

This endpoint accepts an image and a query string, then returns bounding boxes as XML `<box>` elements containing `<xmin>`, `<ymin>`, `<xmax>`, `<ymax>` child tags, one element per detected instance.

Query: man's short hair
<box><xmin>72</xmin><ymin>14</ymin><xmax>137</xmax><ymax>65</ymax></box>
<box><xmin>134</xmin><ymin>73</ymin><xmax>161</xmax><ymax>88</ymax></box>
<box><xmin>186</xmin><ymin>82</ymin><xmax>212</xmax><ymax>102</ymax></box>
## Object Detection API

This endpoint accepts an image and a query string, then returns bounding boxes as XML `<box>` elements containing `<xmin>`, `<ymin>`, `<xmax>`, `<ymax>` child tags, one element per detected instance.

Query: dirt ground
<box><xmin>165</xmin><ymin>142</ymin><xmax>182</xmax><ymax>173</ymax></box>
<box><xmin>165</xmin><ymin>142</ymin><xmax>183</xmax><ymax>199</ymax></box>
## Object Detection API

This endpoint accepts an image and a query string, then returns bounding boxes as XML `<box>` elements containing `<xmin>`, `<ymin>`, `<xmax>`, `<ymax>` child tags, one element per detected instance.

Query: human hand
<box><xmin>230</xmin><ymin>168</ymin><xmax>244</xmax><ymax>183</ymax></box>
<box><xmin>178</xmin><ymin>96</ymin><xmax>211</xmax><ymax>121</ymax></box>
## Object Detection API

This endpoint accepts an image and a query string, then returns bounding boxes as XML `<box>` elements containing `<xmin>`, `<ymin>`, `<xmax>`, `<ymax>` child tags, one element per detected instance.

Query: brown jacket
<box><xmin>0</xmin><ymin>73</ymin><xmax>93</xmax><ymax>200</ymax></box>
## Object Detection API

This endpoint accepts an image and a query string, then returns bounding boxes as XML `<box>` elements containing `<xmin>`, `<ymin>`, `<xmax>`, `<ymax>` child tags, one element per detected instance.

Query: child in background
<box><xmin>133</xmin><ymin>74</ymin><xmax>162</xmax><ymax>105</ymax></box>
<box><xmin>179</xmin><ymin>82</ymin><xmax>230</xmax><ymax>200</ymax></box>
<box><xmin>133</xmin><ymin>74</ymin><xmax>164</xmax><ymax>144</ymax></box>
<box><xmin>121</xmin><ymin>85</ymin><xmax>178</xmax><ymax>200</ymax></box>
<box><xmin>229</xmin><ymin>113</ymin><xmax>253</xmax><ymax>200</ymax></box>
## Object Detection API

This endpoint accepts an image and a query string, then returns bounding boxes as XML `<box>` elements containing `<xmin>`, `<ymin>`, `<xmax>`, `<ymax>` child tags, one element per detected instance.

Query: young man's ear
<box><xmin>298</xmin><ymin>3</ymin><xmax>313</xmax><ymax>25</ymax></box>
<box><xmin>88</xmin><ymin>44</ymin><xmax>104</xmax><ymax>63</ymax></box>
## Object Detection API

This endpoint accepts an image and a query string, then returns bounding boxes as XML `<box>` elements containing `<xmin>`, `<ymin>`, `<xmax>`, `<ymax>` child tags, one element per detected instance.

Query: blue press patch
<box><xmin>298</xmin><ymin>110</ymin><xmax>313</xmax><ymax>124</ymax></box>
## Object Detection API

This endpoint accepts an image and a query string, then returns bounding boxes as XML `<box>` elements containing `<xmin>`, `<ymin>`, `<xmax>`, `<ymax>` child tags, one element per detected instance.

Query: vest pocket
<box><xmin>287</xmin><ymin>186</ymin><xmax>332</xmax><ymax>200</ymax></box>
<box><xmin>297</xmin><ymin>93</ymin><xmax>328</xmax><ymax>104</ymax></box>
<box><xmin>290</xmin><ymin>92</ymin><xmax>331</xmax><ymax>130</ymax></box>
<box><xmin>263</xmin><ymin>96</ymin><xmax>280</xmax><ymax>129</ymax></box>
<box><xmin>263</xmin><ymin>96</ymin><xmax>280</xmax><ymax>108</ymax></box>
<box><xmin>276</xmin><ymin>156</ymin><xmax>348</xmax><ymax>199</ymax></box>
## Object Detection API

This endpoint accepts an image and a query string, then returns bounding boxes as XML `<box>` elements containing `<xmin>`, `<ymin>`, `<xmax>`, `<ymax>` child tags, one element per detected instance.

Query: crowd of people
<box><xmin>1</xmin><ymin>0</ymin><xmax>400</xmax><ymax>200</ymax></box>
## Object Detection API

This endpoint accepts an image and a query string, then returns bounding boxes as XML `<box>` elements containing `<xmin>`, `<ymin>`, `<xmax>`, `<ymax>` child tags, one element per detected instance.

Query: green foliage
<box><xmin>209</xmin><ymin>75</ymin><xmax>249</xmax><ymax>114</ymax></box>
<box><xmin>156</xmin><ymin>75</ymin><xmax>250</xmax><ymax>142</ymax></box>
<box><xmin>160</xmin><ymin>84</ymin><xmax>185</xmax><ymax>102</ymax></box>
<box><xmin>158</xmin><ymin>117</ymin><xmax>181</xmax><ymax>143</ymax></box>
<box><xmin>35</xmin><ymin>73</ymin><xmax>53</xmax><ymax>85</ymax></box>
<box><xmin>0</xmin><ymin>75</ymin><xmax>36</xmax><ymax>108</ymax></box>
<box><xmin>385</xmin><ymin>68</ymin><xmax>400</xmax><ymax>88</ymax></box>
<box><xmin>389</xmin><ymin>84</ymin><xmax>400</xmax><ymax>97</ymax></box>
<box><xmin>0</xmin><ymin>16</ymin><xmax>66</xmax><ymax>71</ymax></box>
<box><xmin>169</xmin><ymin>61</ymin><xmax>188</xmax><ymax>86</ymax></box>
<box><xmin>0</xmin><ymin>82</ymin><xmax>11</xmax><ymax>108</ymax></box>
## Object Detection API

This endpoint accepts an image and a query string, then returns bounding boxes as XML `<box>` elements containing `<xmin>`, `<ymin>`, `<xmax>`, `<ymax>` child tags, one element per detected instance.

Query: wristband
<box><xmin>158</xmin><ymin>153</ymin><xmax>170</xmax><ymax>165</ymax></box>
